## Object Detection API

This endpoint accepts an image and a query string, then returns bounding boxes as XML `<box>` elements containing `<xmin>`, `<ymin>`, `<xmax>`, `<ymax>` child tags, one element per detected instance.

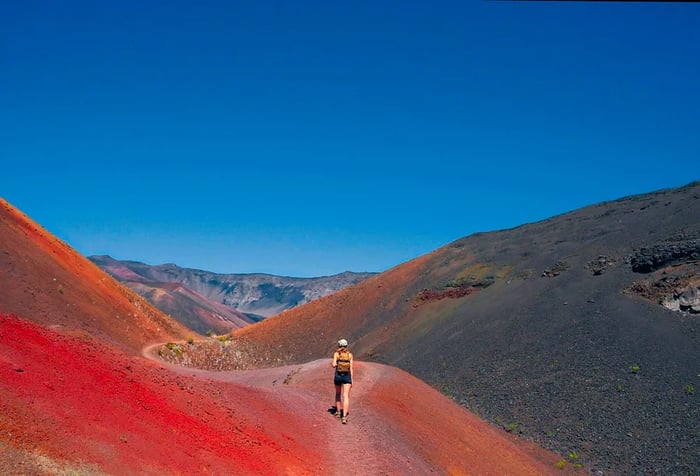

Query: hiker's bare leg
<box><xmin>335</xmin><ymin>384</ymin><xmax>342</xmax><ymax>414</ymax></box>
<box><xmin>342</xmin><ymin>383</ymin><xmax>351</xmax><ymax>416</ymax></box>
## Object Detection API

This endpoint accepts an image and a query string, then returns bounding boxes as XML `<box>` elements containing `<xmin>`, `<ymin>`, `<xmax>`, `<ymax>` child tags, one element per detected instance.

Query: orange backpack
<box><xmin>336</xmin><ymin>349</ymin><xmax>351</xmax><ymax>374</ymax></box>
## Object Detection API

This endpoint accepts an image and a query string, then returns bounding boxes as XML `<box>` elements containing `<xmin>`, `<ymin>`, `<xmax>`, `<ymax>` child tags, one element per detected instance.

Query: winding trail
<box><xmin>142</xmin><ymin>343</ymin><xmax>563</xmax><ymax>475</ymax></box>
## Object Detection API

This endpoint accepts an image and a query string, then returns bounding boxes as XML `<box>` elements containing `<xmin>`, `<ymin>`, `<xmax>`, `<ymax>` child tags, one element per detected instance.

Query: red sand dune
<box><xmin>0</xmin><ymin>197</ymin><xmax>570</xmax><ymax>474</ymax></box>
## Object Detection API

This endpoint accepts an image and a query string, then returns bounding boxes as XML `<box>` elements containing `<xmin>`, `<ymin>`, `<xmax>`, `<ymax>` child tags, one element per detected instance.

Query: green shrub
<box><xmin>165</xmin><ymin>342</ymin><xmax>183</xmax><ymax>357</ymax></box>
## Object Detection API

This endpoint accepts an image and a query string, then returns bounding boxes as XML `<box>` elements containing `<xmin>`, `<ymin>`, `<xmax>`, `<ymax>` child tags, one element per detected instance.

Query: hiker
<box><xmin>332</xmin><ymin>338</ymin><xmax>353</xmax><ymax>424</ymax></box>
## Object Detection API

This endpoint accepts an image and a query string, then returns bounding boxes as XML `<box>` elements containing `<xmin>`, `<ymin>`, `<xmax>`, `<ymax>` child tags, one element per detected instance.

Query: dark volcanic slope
<box><xmin>235</xmin><ymin>181</ymin><xmax>700</xmax><ymax>475</ymax></box>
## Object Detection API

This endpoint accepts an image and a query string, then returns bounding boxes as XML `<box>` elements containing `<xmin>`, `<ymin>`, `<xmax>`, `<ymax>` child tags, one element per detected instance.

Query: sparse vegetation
<box><xmin>567</xmin><ymin>451</ymin><xmax>583</xmax><ymax>469</ymax></box>
<box><xmin>439</xmin><ymin>384</ymin><xmax>455</xmax><ymax>400</ymax></box>
<box><xmin>414</xmin><ymin>263</ymin><xmax>501</xmax><ymax>305</ymax></box>
<box><xmin>164</xmin><ymin>342</ymin><xmax>183</xmax><ymax>357</ymax></box>
<box><xmin>629</xmin><ymin>364</ymin><xmax>641</xmax><ymax>374</ymax></box>
<box><xmin>448</xmin><ymin>275</ymin><xmax>495</xmax><ymax>289</ymax></box>
<box><xmin>152</xmin><ymin>338</ymin><xmax>289</xmax><ymax>371</ymax></box>
<box><xmin>684</xmin><ymin>384</ymin><xmax>695</xmax><ymax>395</ymax></box>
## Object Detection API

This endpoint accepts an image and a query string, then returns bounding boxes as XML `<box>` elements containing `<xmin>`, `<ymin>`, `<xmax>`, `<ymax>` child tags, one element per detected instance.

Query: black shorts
<box><xmin>334</xmin><ymin>371</ymin><xmax>352</xmax><ymax>385</ymax></box>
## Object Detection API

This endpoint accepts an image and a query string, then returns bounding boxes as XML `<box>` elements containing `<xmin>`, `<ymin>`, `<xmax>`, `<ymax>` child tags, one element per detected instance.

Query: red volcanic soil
<box><xmin>0</xmin><ymin>313</ymin><xmax>322</xmax><ymax>475</ymax></box>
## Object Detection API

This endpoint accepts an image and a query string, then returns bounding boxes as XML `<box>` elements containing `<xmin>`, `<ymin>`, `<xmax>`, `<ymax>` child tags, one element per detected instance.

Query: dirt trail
<box><xmin>142</xmin><ymin>345</ymin><xmax>438</xmax><ymax>474</ymax></box>
<box><xmin>143</xmin><ymin>344</ymin><xmax>562</xmax><ymax>475</ymax></box>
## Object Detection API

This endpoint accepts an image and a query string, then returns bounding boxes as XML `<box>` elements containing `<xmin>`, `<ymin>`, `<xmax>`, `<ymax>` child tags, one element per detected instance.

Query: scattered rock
<box><xmin>586</xmin><ymin>255</ymin><xmax>616</xmax><ymax>275</ymax></box>
<box><xmin>541</xmin><ymin>261</ymin><xmax>569</xmax><ymax>277</ymax></box>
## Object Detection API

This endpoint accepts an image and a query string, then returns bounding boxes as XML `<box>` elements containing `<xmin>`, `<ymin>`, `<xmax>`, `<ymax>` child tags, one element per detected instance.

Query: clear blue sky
<box><xmin>2</xmin><ymin>1</ymin><xmax>698</xmax><ymax>277</ymax></box>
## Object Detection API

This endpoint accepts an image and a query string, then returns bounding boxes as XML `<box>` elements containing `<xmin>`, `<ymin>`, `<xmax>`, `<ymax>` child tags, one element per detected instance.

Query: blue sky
<box><xmin>2</xmin><ymin>1</ymin><xmax>698</xmax><ymax>277</ymax></box>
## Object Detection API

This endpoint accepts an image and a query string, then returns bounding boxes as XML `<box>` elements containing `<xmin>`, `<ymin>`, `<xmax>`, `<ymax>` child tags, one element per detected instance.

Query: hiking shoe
<box><xmin>341</xmin><ymin>416</ymin><xmax>348</xmax><ymax>424</ymax></box>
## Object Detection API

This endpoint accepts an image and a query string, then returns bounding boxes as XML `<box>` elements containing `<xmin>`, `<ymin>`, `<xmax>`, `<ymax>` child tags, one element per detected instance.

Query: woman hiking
<box><xmin>332</xmin><ymin>338</ymin><xmax>353</xmax><ymax>424</ymax></box>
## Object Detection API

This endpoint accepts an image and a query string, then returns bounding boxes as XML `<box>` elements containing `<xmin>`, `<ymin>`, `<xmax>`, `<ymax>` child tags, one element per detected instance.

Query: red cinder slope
<box><xmin>0</xmin><ymin>313</ymin><xmax>324</xmax><ymax>475</ymax></box>
<box><xmin>0</xmin><ymin>198</ymin><xmax>192</xmax><ymax>352</ymax></box>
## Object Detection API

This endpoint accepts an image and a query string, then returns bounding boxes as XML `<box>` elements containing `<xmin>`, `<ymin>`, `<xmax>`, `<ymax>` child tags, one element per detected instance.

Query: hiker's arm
<box><xmin>350</xmin><ymin>356</ymin><xmax>354</xmax><ymax>376</ymax></box>
<box><xmin>331</xmin><ymin>352</ymin><xmax>337</xmax><ymax>368</ymax></box>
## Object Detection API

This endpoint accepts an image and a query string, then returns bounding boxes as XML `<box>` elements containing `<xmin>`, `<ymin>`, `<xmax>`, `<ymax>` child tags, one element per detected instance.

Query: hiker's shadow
<box><xmin>327</xmin><ymin>406</ymin><xmax>339</xmax><ymax>416</ymax></box>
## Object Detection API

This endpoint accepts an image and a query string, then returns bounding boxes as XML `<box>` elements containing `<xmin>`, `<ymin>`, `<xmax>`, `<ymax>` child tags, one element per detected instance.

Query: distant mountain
<box><xmin>234</xmin><ymin>181</ymin><xmax>700</xmax><ymax>475</ymax></box>
<box><xmin>125</xmin><ymin>280</ymin><xmax>256</xmax><ymax>335</ymax></box>
<box><xmin>89</xmin><ymin>255</ymin><xmax>377</xmax><ymax>334</ymax></box>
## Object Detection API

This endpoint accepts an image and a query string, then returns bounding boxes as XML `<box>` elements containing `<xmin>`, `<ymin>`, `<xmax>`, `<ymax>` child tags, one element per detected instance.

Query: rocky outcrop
<box><xmin>630</xmin><ymin>238</ymin><xmax>700</xmax><ymax>273</ymax></box>
<box><xmin>661</xmin><ymin>279</ymin><xmax>700</xmax><ymax>314</ymax></box>
<box><xmin>626</xmin><ymin>234</ymin><xmax>700</xmax><ymax>315</ymax></box>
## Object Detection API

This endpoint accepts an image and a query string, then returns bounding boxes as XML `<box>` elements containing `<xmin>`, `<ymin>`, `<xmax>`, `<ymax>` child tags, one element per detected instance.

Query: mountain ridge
<box><xmin>90</xmin><ymin>255</ymin><xmax>376</xmax><ymax>333</ymax></box>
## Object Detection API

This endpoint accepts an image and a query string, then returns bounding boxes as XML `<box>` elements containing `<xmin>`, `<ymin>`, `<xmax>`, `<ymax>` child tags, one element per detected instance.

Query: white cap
<box><xmin>338</xmin><ymin>338</ymin><xmax>348</xmax><ymax>347</ymax></box>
